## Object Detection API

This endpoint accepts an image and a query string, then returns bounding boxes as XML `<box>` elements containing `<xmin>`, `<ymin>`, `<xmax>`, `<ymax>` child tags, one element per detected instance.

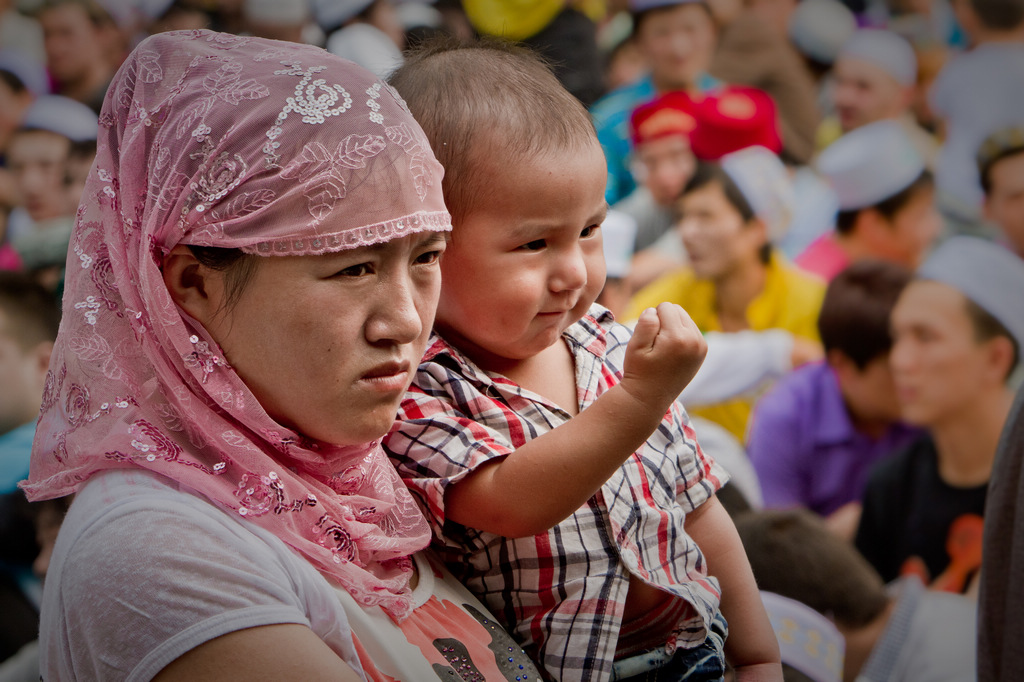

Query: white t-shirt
<box><xmin>38</xmin><ymin>469</ymin><xmax>363</xmax><ymax>681</ymax></box>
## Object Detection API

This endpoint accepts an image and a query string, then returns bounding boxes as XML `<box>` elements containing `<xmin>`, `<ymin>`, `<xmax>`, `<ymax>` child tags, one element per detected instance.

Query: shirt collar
<box><xmin>421</xmin><ymin>305</ymin><xmax>614</xmax><ymax>383</ymax></box>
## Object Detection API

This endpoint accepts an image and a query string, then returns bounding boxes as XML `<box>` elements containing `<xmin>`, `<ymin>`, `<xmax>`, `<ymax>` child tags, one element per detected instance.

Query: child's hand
<box><xmin>620</xmin><ymin>303</ymin><xmax>707</xmax><ymax>412</ymax></box>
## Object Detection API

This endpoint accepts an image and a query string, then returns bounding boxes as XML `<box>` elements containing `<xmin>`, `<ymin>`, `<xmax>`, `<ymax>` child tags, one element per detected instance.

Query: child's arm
<box><xmin>685</xmin><ymin>496</ymin><xmax>783</xmax><ymax>682</ymax></box>
<box><xmin>445</xmin><ymin>303</ymin><xmax>707</xmax><ymax>538</ymax></box>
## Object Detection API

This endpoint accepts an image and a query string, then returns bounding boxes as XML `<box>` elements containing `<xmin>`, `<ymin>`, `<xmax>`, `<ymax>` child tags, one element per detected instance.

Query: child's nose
<box><xmin>551</xmin><ymin>247</ymin><xmax>587</xmax><ymax>292</ymax></box>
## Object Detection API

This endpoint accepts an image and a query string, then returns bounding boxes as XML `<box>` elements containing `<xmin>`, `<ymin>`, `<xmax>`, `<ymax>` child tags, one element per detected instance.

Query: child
<box><xmin>384</xmin><ymin>40</ymin><xmax>781</xmax><ymax>682</ymax></box>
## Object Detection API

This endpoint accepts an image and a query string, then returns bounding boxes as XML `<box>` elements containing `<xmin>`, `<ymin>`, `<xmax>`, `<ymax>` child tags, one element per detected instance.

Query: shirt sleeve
<box><xmin>747</xmin><ymin>383</ymin><xmax>807</xmax><ymax>509</ymax></box>
<box><xmin>47</xmin><ymin>490</ymin><xmax>354</xmax><ymax>682</ymax></box>
<box><xmin>681</xmin><ymin>330</ymin><xmax>793</xmax><ymax>406</ymax></box>
<box><xmin>384</xmin><ymin>364</ymin><xmax>517</xmax><ymax>538</ymax></box>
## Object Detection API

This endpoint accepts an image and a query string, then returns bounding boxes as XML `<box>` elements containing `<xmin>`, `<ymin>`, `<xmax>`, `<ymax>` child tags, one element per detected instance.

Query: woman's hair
<box><xmin>734</xmin><ymin>509</ymin><xmax>890</xmax><ymax>629</ymax></box>
<box><xmin>818</xmin><ymin>260</ymin><xmax>913</xmax><ymax>369</ymax></box>
<box><xmin>835</xmin><ymin>170</ymin><xmax>933</xmax><ymax>235</ymax></box>
<box><xmin>388</xmin><ymin>36</ymin><xmax>597</xmax><ymax>223</ymax></box>
<box><xmin>187</xmin><ymin>246</ymin><xmax>259</xmax><ymax>312</ymax></box>
<box><xmin>679</xmin><ymin>161</ymin><xmax>772</xmax><ymax>264</ymax></box>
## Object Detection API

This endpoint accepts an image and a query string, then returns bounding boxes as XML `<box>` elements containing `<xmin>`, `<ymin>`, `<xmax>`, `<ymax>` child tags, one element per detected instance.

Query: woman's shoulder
<box><xmin>41</xmin><ymin>470</ymin><xmax>354</xmax><ymax>681</ymax></box>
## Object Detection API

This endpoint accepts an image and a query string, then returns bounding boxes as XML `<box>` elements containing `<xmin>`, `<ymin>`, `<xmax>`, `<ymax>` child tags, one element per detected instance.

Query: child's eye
<box><xmin>520</xmin><ymin>239</ymin><xmax>546</xmax><ymax>251</ymax></box>
<box><xmin>581</xmin><ymin>225</ymin><xmax>599</xmax><ymax>238</ymax></box>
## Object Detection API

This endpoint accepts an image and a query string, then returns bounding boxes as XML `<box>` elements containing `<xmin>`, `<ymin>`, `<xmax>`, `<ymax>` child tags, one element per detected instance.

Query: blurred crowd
<box><xmin>0</xmin><ymin>0</ymin><xmax>1023</xmax><ymax>680</ymax></box>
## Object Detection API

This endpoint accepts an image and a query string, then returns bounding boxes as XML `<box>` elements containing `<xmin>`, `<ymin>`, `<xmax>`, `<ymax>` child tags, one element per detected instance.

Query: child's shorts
<box><xmin>611</xmin><ymin>611</ymin><xmax>728</xmax><ymax>682</ymax></box>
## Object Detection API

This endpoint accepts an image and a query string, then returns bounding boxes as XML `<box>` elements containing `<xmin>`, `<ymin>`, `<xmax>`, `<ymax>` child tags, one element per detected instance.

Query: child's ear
<box><xmin>162</xmin><ymin>244</ymin><xmax>222</xmax><ymax>327</ymax></box>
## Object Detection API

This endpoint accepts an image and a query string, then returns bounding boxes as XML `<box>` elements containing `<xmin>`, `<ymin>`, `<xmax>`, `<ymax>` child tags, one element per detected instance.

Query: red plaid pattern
<box><xmin>384</xmin><ymin>307</ymin><xmax>728</xmax><ymax>682</ymax></box>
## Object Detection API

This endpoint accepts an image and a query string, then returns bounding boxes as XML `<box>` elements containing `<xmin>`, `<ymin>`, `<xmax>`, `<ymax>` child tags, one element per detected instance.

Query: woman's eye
<box><xmin>520</xmin><ymin>239</ymin><xmax>546</xmax><ymax>251</ymax></box>
<box><xmin>335</xmin><ymin>263</ymin><xmax>373</xmax><ymax>278</ymax></box>
<box><xmin>415</xmin><ymin>250</ymin><xmax>443</xmax><ymax>265</ymax></box>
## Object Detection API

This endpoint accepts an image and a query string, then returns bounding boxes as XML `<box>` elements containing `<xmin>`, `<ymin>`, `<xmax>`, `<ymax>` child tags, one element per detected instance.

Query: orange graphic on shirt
<box><xmin>899</xmin><ymin>513</ymin><xmax>984</xmax><ymax>594</ymax></box>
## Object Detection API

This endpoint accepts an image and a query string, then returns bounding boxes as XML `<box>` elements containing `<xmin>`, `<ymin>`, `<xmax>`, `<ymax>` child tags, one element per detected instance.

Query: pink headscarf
<box><xmin>23</xmin><ymin>30</ymin><xmax>450</xmax><ymax>619</ymax></box>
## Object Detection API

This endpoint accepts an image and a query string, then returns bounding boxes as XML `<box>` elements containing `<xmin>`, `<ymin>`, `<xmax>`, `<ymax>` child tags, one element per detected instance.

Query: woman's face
<box><xmin>203</xmin><ymin>231</ymin><xmax>445</xmax><ymax>446</ymax></box>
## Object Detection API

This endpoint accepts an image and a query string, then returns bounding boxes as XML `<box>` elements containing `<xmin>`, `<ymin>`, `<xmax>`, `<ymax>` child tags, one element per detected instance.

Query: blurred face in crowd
<box><xmin>40</xmin><ymin>2</ymin><xmax>106</xmax><ymax>85</ymax></box>
<box><xmin>832</xmin><ymin>351</ymin><xmax>903</xmax><ymax>428</ymax></box>
<box><xmin>363</xmin><ymin>0</ymin><xmax>406</xmax><ymax>51</ymax></box>
<box><xmin>677</xmin><ymin>180</ymin><xmax>765</xmax><ymax>282</ymax></box>
<box><xmin>744</xmin><ymin>0</ymin><xmax>798</xmax><ymax>38</ymax></box>
<box><xmin>859</xmin><ymin>184</ymin><xmax>941</xmax><ymax>268</ymax></box>
<box><xmin>635</xmin><ymin>3</ymin><xmax>717</xmax><ymax>92</ymax></box>
<box><xmin>0</xmin><ymin>307</ymin><xmax>51</xmax><ymax>436</ymax></box>
<box><xmin>833</xmin><ymin>57</ymin><xmax>910</xmax><ymax>132</ymax></box>
<box><xmin>0</xmin><ymin>75</ymin><xmax>33</xmax><ymax>152</ymax></box>
<box><xmin>7</xmin><ymin>129</ymin><xmax>71</xmax><ymax>222</ymax></box>
<box><xmin>889</xmin><ymin>282</ymin><xmax>1005</xmax><ymax>426</ymax></box>
<box><xmin>632</xmin><ymin>134</ymin><xmax>697</xmax><ymax>206</ymax></box>
<box><xmin>983</xmin><ymin>150</ymin><xmax>1024</xmax><ymax>257</ymax></box>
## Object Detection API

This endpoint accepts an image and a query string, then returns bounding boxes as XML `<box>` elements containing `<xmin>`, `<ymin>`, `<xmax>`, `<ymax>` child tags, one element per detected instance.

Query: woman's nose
<box><xmin>366</xmin><ymin>275</ymin><xmax>425</xmax><ymax>345</ymax></box>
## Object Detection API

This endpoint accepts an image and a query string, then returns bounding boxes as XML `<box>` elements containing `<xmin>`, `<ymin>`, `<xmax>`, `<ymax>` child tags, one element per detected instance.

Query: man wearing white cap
<box><xmin>818</xmin><ymin>29</ymin><xmax>938</xmax><ymax>168</ymax></box>
<box><xmin>591</xmin><ymin>0</ymin><xmax>721</xmax><ymax>205</ymax></box>
<box><xmin>797</xmin><ymin>119</ymin><xmax>942</xmax><ymax>281</ymax></box>
<box><xmin>855</xmin><ymin>236</ymin><xmax>1024</xmax><ymax>593</ymax></box>
<box><xmin>312</xmin><ymin>0</ymin><xmax>405</xmax><ymax>79</ymax></box>
<box><xmin>627</xmin><ymin>147</ymin><xmax>825</xmax><ymax>441</ymax></box>
<box><xmin>976</xmin><ymin>124</ymin><xmax>1024</xmax><ymax>258</ymax></box>
<box><xmin>6</xmin><ymin>94</ymin><xmax>98</xmax><ymax>289</ymax></box>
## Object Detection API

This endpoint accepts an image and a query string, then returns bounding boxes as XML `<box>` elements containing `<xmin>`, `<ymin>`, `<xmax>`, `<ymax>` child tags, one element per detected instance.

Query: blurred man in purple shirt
<box><xmin>748</xmin><ymin>260</ymin><xmax>921</xmax><ymax>539</ymax></box>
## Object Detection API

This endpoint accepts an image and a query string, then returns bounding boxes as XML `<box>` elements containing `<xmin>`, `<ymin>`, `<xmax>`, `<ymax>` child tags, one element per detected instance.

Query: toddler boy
<box><xmin>384</xmin><ymin>40</ymin><xmax>780</xmax><ymax>682</ymax></box>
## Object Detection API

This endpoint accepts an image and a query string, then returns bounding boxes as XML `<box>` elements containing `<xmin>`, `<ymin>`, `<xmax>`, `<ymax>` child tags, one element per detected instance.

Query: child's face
<box><xmin>435</xmin><ymin>142</ymin><xmax>608</xmax><ymax>372</ymax></box>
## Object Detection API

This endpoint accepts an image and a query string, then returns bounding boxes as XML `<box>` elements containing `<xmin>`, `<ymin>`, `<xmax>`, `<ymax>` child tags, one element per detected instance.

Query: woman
<box><xmin>23</xmin><ymin>31</ymin><xmax>540</xmax><ymax>681</ymax></box>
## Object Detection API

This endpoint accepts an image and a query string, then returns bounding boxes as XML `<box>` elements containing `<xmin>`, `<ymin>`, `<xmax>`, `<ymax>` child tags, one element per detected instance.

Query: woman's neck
<box><xmin>714</xmin><ymin>260</ymin><xmax>766</xmax><ymax>332</ymax></box>
<box><xmin>932</xmin><ymin>388</ymin><xmax>1013</xmax><ymax>487</ymax></box>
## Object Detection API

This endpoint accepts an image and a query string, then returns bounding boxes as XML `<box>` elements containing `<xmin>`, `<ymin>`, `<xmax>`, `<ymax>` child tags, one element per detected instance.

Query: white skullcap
<box><xmin>720</xmin><ymin>146</ymin><xmax>795</xmax><ymax>242</ymax></box>
<box><xmin>838</xmin><ymin>29</ymin><xmax>917</xmax><ymax>87</ymax></box>
<box><xmin>245</xmin><ymin>0</ymin><xmax>310</xmax><ymax>24</ymax></box>
<box><xmin>816</xmin><ymin>120</ymin><xmax>925</xmax><ymax>210</ymax></box>
<box><xmin>136</xmin><ymin>0</ymin><xmax>174</xmax><ymax>20</ymax></box>
<box><xmin>21</xmin><ymin>95</ymin><xmax>98</xmax><ymax>143</ymax></box>
<box><xmin>0</xmin><ymin>49</ymin><xmax>49</xmax><ymax>97</ymax></box>
<box><xmin>396</xmin><ymin>1</ymin><xmax>442</xmax><ymax>30</ymax></box>
<box><xmin>601</xmin><ymin>210</ymin><xmax>638</xmax><ymax>279</ymax></box>
<box><xmin>918</xmin><ymin>236</ymin><xmax>1024</xmax><ymax>355</ymax></box>
<box><xmin>310</xmin><ymin>0</ymin><xmax>374</xmax><ymax>31</ymax></box>
<box><xmin>788</xmin><ymin>0</ymin><xmax>856</xmax><ymax>65</ymax></box>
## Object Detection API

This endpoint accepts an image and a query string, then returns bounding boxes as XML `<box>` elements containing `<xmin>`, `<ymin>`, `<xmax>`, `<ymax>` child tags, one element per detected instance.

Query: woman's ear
<box><xmin>162</xmin><ymin>244</ymin><xmax>223</xmax><ymax>327</ymax></box>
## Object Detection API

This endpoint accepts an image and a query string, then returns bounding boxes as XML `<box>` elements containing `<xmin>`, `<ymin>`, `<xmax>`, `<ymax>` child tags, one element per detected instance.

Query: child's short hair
<box><xmin>0</xmin><ymin>270</ymin><xmax>61</xmax><ymax>350</ymax></box>
<box><xmin>968</xmin><ymin>0</ymin><xmax>1024</xmax><ymax>30</ymax></box>
<box><xmin>834</xmin><ymin>170</ymin><xmax>933</xmax><ymax>236</ymax></box>
<box><xmin>734</xmin><ymin>509</ymin><xmax>890</xmax><ymax>629</ymax></box>
<box><xmin>388</xmin><ymin>37</ymin><xmax>597</xmax><ymax>222</ymax></box>
<box><xmin>818</xmin><ymin>260</ymin><xmax>912</xmax><ymax>369</ymax></box>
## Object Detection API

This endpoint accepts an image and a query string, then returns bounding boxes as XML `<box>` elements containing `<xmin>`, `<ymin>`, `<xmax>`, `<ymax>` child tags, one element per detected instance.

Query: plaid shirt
<box><xmin>384</xmin><ymin>306</ymin><xmax>728</xmax><ymax>682</ymax></box>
